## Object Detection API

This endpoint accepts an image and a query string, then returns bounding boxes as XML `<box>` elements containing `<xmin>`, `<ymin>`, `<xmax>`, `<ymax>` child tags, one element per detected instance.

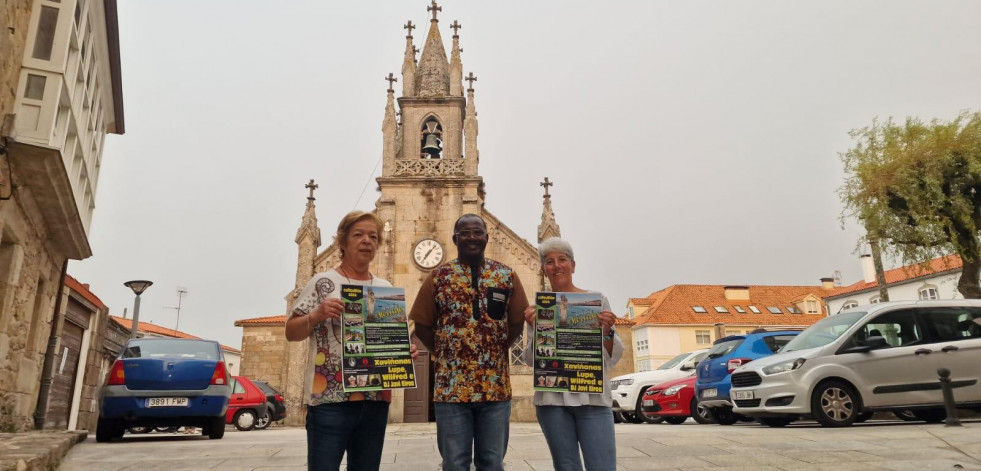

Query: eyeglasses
<box><xmin>455</xmin><ymin>229</ymin><xmax>487</xmax><ymax>238</ymax></box>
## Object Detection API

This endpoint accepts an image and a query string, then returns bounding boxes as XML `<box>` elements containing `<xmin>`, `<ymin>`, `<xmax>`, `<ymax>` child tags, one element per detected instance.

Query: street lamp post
<box><xmin>124</xmin><ymin>280</ymin><xmax>153</xmax><ymax>339</ymax></box>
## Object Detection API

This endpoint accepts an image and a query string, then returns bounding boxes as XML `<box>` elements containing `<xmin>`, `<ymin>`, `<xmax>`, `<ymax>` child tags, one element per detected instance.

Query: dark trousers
<box><xmin>306</xmin><ymin>400</ymin><xmax>390</xmax><ymax>471</ymax></box>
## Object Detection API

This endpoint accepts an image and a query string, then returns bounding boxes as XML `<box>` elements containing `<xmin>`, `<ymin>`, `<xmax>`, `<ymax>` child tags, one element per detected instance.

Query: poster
<box><xmin>340</xmin><ymin>284</ymin><xmax>417</xmax><ymax>391</ymax></box>
<box><xmin>532</xmin><ymin>291</ymin><xmax>605</xmax><ymax>394</ymax></box>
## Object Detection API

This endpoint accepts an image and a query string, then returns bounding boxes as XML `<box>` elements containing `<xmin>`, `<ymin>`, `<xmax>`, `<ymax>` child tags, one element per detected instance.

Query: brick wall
<box><xmin>239</xmin><ymin>324</ymin><xmax>287</xmax><ymax>391</ymax></box>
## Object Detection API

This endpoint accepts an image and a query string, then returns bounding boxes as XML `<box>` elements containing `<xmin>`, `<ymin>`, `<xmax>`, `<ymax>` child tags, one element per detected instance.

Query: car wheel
<box><xmin>154</xmin><ymin>426</ymin><xmax>179</xmax><ymax>433</ymax></box>
<box><xmin>912</xmin><ymin>408</ymin><xmax>946</xmax><ymax>423</ymax></box>
<box><xmin>254</xmin><ymin>410</ymin><xmax>272</xmax><ymax>430</ymax></box>
<box><xmin>96</xmin><ymin>418</ymin><xmax>119</xmax><ymax>443</ymax></box>
<box><xmin>855</xmin><ymin>411</ymin><xmax>874</xmax><ymax>423</ymax></box>
<box><xmin>207</xmin><ymin>417</ymin><xmax>225</xmax><ymax>439</ymax></box>
<box><xmin>758</xmin><ymin>417</ymin><xmax>794</xmax><ymax>427</ymax></box>
<box><xmin>640</xmin><ymin>410</ymin><xmax>665</xmax><ymax>424</ymax></box>
<box><xmin>811</xmin><ymin>379</ymin><xmax>861</xmax><ymax>427</ymax></box>
<box><xmin>126</xmin><ymin>426</ymin><xmax>151</xmax><ymax>434</ymax></box>
<box><xmin>635</xmin><ymin>390</ymin><xmax>664</xmax><ymax>424</ymax></box>
<box><xmin>707</xmin><ymin>407</ymin><xmax>739</xmax><ymax>425</ymax></box>
<box><xmin>894</xmin><ymin>409</ymin><xmax>918</xmax><ymax>421</ymax></box>
<box><xmin>665</xmin><ymin>416</ymin><xmax>687</xmax><ymax>425</ymax></box>
<box><xmin>690</xmin><ymin>399</ymin><xmax>713</xmax><ymax>425</ymax></box>
<box><xmin>234</xmin><ymin>409</ymin><xmax>257</xmax><ymax>431</ymax></box>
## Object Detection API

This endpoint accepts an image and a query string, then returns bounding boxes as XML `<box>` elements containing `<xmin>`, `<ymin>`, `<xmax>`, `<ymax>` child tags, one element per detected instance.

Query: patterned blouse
<box><xmin>288</xmin><ymin>269</ymin><xmax>391</xmax><ymax>406</ymax></box>
<box><xmin>410</xmin><ymin>258</ymin><xmax>528</xmax><ymax>402</ymax></box>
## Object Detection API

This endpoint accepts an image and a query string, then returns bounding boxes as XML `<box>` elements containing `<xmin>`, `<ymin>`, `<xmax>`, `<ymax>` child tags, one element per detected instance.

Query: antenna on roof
<box><xmin>833</xmin><ymin>270</ymin><xmax>842</xmax><ymax>287</ymax></box>
<box><xmin>164</xmin><ymin>287</ymin><xmax>189</xmax><ymax>331</ymax></box>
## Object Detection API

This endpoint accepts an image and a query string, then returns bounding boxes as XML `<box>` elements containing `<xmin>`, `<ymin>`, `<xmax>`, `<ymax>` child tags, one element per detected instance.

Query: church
<box><xmin>234</xmin><ymin>2</ymin><xmax>621</xmax><ymax>425</ymax></box>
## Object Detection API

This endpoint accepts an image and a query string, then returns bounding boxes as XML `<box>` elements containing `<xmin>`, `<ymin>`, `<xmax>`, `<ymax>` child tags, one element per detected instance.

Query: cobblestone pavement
<box><xmin>59</xmin><ymin>419</ymin><xmax>981</xmax><ymax>471</ymax></box>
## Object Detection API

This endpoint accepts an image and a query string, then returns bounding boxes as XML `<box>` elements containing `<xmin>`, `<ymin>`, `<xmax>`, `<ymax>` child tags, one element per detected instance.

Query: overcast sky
<box><xmin>69</xmin><ymin>0</ymin><xmax>981</xmax><ymax>349</ymax></box>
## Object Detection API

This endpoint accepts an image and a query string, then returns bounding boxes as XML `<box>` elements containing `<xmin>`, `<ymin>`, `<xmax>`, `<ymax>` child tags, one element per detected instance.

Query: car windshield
<box><xmin>122</xmin><ymin>339</ymin><xmax>220</xmax><ymax>360</ymax></box>
<box><xmin>707</xmin><ymin>338</ymin><xmax>743</xmax><ymax>358</ymax></box>
<box><xmin>656</xmin><ymin>351</ymin><xmax>692</xmax><ymax>370</ymax></box>
<box><xmin>782</xmin><ymin>311</ymin><xmax>866</xmax><ymax>352</ymax></box>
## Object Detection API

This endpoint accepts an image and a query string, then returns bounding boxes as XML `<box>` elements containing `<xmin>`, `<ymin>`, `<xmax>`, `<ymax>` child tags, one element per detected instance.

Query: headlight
<box><xmin>762</xmin><ymin>358</ymin><xmax>806</xmax><ymax>375</ymax></box>
<box><xmin>611</xmin><ymin>379</ymin><xmax>633</xmax><ymax>389</ymax></box>
<box><xmin>663</xmin><ymin>384</ymin><xmax>686</xmax><ymax>396</ymax></box>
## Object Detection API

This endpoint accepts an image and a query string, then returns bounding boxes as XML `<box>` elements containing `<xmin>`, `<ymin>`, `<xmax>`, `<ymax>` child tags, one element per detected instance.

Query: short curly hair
<box><xmin>336</xmin><ymin>211</ymin><xmax>384</xmax><ymax>257</ymax></box>
<box><xmin>538</xmin><ymin>237</ymin><xmax>575</xmax><ymax>265</ymax></box>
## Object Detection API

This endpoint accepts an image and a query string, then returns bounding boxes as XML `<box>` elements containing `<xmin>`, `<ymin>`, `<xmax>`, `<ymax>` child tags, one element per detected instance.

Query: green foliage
<box><xmin>839</xmin><ymin>111</ymin><xmax>981</xmax><ymax>296</ymax></box>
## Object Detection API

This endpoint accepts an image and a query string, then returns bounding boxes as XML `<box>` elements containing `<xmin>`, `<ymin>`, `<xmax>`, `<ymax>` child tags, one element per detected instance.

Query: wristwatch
<box><xmin>602</xmin><ymin>327</ymin><xmax>616</xmax><ymax>341</ymax></box>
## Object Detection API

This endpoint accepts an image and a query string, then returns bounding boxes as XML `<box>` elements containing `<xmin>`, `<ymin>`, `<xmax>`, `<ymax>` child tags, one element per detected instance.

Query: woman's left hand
<box><xmin>409</xmin><ymin>342</ymin><xmax>419</xmax><ymax>359</ymax></box>
<box><xmin>599</xmin><ymin>310</ymin><xmax>616</xmax><ymax>337</ymax></box>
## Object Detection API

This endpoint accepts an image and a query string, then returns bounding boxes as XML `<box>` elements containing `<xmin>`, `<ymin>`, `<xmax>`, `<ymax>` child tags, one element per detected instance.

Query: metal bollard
<box><xmin>937</xmin><ymin>368</ymin><xmax>962</xmax><ymax>427</ymax></box>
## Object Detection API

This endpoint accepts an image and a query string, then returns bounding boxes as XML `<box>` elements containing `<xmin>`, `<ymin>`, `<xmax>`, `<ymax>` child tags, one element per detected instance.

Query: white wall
<box><xmin>827</xmin><ymin>272</ymin><xmax>962</xmax><ymax>315</ymax></box>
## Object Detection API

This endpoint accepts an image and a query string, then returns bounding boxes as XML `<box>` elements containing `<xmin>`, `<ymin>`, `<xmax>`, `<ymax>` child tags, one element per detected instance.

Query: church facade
<box><xmin>239</xmin><ymin>3</ymin><xmax>569</xmax><ymax>424</ymax></box>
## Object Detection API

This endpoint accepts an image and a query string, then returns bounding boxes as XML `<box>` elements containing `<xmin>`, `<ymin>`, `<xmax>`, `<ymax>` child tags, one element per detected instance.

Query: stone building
<box><xmin>237</xmin><ymin>3</ymin><xmax>624</xmax><ymax>425</ymax></box>
<box><xmin>0</xmin><ymin>0</ymin><xmax>123</xmax><ymax>430</ymax></box>
<box><xmin>824</xmin><ymin>254</ymin><xmax>967</xmax><ymax>315</ymax></box>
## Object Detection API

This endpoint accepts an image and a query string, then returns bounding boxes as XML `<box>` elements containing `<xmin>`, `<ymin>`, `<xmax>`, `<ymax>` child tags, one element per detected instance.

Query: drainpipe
<box><xmin>33</xmin><ymin>259</ymin><xmax>69</xmax><ymax>430</ymax></box>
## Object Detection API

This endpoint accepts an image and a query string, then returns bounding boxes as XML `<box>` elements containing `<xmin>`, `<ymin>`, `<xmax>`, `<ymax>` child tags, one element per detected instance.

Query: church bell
<box><xmin>422</xmin><ymin>134</ymin><xmax>442</xmax><ymax>157</ymax></box>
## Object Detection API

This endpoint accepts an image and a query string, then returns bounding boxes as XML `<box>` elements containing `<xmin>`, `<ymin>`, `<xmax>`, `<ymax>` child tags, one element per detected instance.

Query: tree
<box><xmin>840</xmin><ymin>111</ymin><xmax>981</xmax><ymax>299</ymax></box>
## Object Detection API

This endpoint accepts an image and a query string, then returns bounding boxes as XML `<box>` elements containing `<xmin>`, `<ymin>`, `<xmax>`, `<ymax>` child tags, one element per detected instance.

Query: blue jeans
<box><xmin>306</xmin><ymin>401</ymin><xmax>390</xmax><ymax>471</ymax></box>
<box><xmin>434</xmin><ymin>401</ymin><xmax>511</xmax><ymax>471</ymax></box>
<box><xmin>536</xmin><ymin>405</ymin><xmax>616</xmax><ymax>471</ymax></box>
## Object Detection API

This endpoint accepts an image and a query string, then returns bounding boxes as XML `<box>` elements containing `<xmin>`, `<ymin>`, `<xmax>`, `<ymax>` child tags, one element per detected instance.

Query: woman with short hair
<box><xmin>286</xmin><ymin>210</ymin><xmax>416</xmax><ymax>471</ymax></box>
<box><xmin>524</xmin><ymin>237</ymin><xmax>623</xmax><ymax>471</ymax></box>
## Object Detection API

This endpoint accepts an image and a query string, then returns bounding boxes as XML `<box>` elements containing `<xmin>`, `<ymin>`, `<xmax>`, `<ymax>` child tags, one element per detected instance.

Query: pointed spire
<box><xmin>295</xmin><ymin>180</ymin><xmax>322</xmax><ymax>290</ymax></box>
<box><xmin>382</xmin><ymin>76</ymin><xmax>398</xmax><ymax>176</ymax></box>
<box><xmin>416</xmin><ymin>3</ymin><xmax>450</xmax><ymax>98</ymax></box>
<box><xmin>537</xmin><ymin>177</ymin><xmax>561</xmax><ymax>243</ymax></box>
<box><xmin>449</xmin><ymin>20</ymin><xmax>463</xmax><ymax>96</ymax></box>
<box><xmin>401</xmin><ymin>20</ymin><xmax>417</xmax><ymax>97</ymax></box>
<box><xmin>464</xmin><ymin>80</ymin><xmax>479</xmax><ymax>175</ymax></box>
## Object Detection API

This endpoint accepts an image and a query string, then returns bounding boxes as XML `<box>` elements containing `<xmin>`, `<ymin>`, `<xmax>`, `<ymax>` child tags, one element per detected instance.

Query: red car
<box><xmin>225</xmin><ymin>376</ymin><xmax>269</xmax><ymax>431</ymax></box>
<box><xmin>640</xmin><ymin>376</ymin><xmax>712</xmax><ymax>425</ymax></box>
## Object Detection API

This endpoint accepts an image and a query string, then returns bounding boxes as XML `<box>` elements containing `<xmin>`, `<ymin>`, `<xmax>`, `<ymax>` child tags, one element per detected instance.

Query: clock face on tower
<box><xmin>413</xmin><ymin>238</ymin><xmax>444</xmax><ymax>270</ymax></box>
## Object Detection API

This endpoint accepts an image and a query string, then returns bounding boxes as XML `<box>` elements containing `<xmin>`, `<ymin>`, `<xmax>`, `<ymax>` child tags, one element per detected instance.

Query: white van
<box><xmin>609</xmin><ymin>349</ymin><xmax>708</xmax><ymax>423</ymax></box>
<box><xmin>730</xmin><ymin>300</ymin><xmax>981</xmax><ymax>427</ymax></box>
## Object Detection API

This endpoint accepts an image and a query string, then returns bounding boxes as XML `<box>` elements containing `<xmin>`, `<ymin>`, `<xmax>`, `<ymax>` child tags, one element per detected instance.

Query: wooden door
<box><xmin>45</xmin><ymin>320</ymin><xmax>83</xmax><ymax>429</ymax></box>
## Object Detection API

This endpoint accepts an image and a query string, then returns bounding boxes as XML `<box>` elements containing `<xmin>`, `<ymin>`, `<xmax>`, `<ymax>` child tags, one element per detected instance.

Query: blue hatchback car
<box><xmin>97</xmin><ymin>338</ymin><xmax>232</xmax><ymax>442</ymax></box>
<box><xmin>695</xmin><ymin>330</ymin><xmax>799</xmax><ymax>425</ymax></box>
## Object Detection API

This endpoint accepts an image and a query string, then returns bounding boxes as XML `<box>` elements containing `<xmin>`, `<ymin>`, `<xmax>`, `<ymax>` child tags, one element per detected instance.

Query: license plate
<box><xmin>733</xmin><ymin>390</ymin><xmax>755</xmax><ymax>400</ymax></box>
<box><xmin>146</xmin><ymin>397</ymin><xmax>189</xmax><ymax>408</ymax></box>
<box><xmin>643</xmin><ymin>400</ymin><xmax>654</xmax><ymax>407</ymax></box>
<box><xmin>702</xmin><ymin>388</ymin><xmax>717</xmax><ymax>398</ymax></box>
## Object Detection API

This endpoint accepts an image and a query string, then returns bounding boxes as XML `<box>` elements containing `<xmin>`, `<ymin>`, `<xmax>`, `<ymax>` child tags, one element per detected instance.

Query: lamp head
<box><xmin>124</xmin><ymin>280</ymin><xmax>153</xmax><ymax>296</ymax></box>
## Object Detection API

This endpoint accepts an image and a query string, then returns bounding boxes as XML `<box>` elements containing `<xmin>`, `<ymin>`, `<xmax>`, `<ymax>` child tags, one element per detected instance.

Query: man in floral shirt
<box><xmin>410</xmin><ymin>214</ymin><xmax>528</xmax><ymax>471</ymax></box>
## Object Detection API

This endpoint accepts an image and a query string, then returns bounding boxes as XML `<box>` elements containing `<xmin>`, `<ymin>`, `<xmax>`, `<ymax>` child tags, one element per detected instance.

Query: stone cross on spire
<box><xmin>305</xmin><ymin>179</ymin><xmax>318</xmax><ymax>200</ymax></box>
<box><xmin>540</xmin><ymin>177</ymin><xmax>553</xmax><ymax>198</ymax></box>
<box><xmin>403</xmin><ymin>20</ymin><xmax>415</xmax><ymax>38</ymax></box>
<box><xmin>385</xmin><ymin>73</ymin><xmax>398</xmax><ymax>92</ymax></box>
<box><xmin>427</xmin><ymin>0</ymin><xmax>442</xmax><ymax>21</ymax></box>
<box><xmin>465</xmin><ymin>72</ymin><xmax>477</xmax><ymax>91</ymax></box>
<box><xmin>537</xmin><ymin>177</ymin><xmax>561</xmax><ymax>243</ymax></box>
<box><xmin>450</xmin><ymin>20</ymin><xmax>461</xmax><ymax>36</ymax></box>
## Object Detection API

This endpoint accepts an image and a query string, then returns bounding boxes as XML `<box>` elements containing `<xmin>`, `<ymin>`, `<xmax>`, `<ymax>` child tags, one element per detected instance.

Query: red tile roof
<box><xmin>614</xmin><ymin>316</ymin><xmax>635</xmax><ymax>326</ymax></box>
<box><xmin>64</xmin><ymin>274</ymin><xmax>107</xmax><ymax>310</ymax></box>
<box><xmin>823</xmin><ymin>255</ymin><xmax>962</xmax><ymax>299</ymax></box>
<box><xmin>111</xmin><ymin>316</ymin><xmax>240</xmax><ymax>353</ymax></box>
<box><xmin>633</xmin><ymin>285</ymin><xmax>829</xmax><ymax>327</ymax></box>
<box><xmin>234</xmin><ymin>315</ymin><xmax>287</xmax><ymax>326</ymax></box>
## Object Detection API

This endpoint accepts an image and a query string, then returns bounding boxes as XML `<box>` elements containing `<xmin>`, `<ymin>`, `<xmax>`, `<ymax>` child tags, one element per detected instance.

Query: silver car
<box><xmin>730</xmin><ymin>300</ymin><xmax>981</xmax><ymax>427</ymax></box>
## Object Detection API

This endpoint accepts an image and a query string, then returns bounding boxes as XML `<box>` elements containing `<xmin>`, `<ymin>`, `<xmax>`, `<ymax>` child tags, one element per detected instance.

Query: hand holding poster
<box><xmin>533</xmin><ymin>291</ymin><xmax>605</xmax><ymax>394</ymax></box>
<box><xmin>340</xmin><ymin>284</ymin><xmax>417</xmax><ymax>391</ymax></box>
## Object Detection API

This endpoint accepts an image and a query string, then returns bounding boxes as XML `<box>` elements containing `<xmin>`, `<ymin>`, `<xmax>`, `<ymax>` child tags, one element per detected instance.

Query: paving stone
<box><xmin>616</xmin><ymin>455</ymin><xmax>714</xmax><ymax>469</ymax></box>
<box><xmin>874</xmin><ymin>459</ymin><xmax>981</xmax><ymax>471</ymax></box>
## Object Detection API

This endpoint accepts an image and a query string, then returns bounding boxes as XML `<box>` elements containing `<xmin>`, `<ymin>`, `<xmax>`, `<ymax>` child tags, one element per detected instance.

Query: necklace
<box><xmin>338</xmin><ymin>265</ymin><xmax>373</xmax><ymax>286</ymax></box>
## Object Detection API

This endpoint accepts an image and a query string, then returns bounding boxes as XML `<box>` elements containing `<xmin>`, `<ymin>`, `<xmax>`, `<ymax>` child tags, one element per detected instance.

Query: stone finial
<box><xmin>385</xmin><ymin>72</ymin><xmax>398</xmax><ymax>92</ymax></box>
<box><xmin>404</xmin><ymin>20</ymin><xmax>415</xmax><ymax>38</ymax></box>
<box><xmin>540</xmin><ymin>177</ymin><xmax>553</xmax><ymax>198</ymax></box>
<box><xmin>305</xmin><ymin>179</ymin><xmax>318</xmax><ymax>200</ymax></box>
<box><xmin>537</xmin><ymin>177</ymin><xmax>561</xmax><ymax>243</ymax></box>
<box><xmin>427</xmin><ymin>0</ymin><xmax>441</xmax><ymax>21</ymax></box>
<box><xmin>402</xmin><ymin>29</ymin><xmax>417</xmax><ymax>96</ymax></box>
<box><xmin>416</xmin><ymin>13</ymin><xmax>450</xmax><ymax>97</ymax></box>
<box><xmin>450</xmin><ymin>20</ymin><xmax>461</xmax><ymax>37</ymax></box>
<box><xmin>465</xmin><ymin>72</ymin><xmax>477</xmax><ymax>91</ymax></box>
<box><xmin>449</xmin><ymin>25</ymin><xmax>463</xmax><ymax>96</ymax></box>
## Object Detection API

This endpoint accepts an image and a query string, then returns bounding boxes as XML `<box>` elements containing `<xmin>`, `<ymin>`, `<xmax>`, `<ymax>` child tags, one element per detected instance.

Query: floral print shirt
<box><xmin>289</xmin><ymin>269</ymin><xmax>392</xmax><ymax>406</ymax></box>
<box><xmin>410</xmin><ymin>259</ymin><xmax>528</xmax><ymax>402</ymax></box>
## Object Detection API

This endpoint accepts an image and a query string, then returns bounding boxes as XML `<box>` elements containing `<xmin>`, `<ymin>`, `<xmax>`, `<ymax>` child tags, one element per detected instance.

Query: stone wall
<box><xmin>1</xmin><ymin>0</ymin><xmax>32</xmax><ymax>119</ymax></box>
<box><xmin>240</xmin><ymin>324</ymin><xmax>287</xmax><ymax>392</ymax></box>
<box><xmin>75</xmin><ymin>305</ymin><xmax>115</xmax><ymax>432</ymax></box>
<box><xmin>0</xmin><ymin>195</ymin><xmax>63</xmax><ymax>431</ymax></box>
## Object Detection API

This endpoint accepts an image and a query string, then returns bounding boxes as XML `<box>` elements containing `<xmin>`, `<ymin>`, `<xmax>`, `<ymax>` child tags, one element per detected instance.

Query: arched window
<box><xmin>918</xmin><ymin>285</ymin><xmax>939</xmax><ymax>300</ymax></box>
<box><xmin>841</xmin><ymin>301</ymin><xmax>859</xmax><ymax>312</ymax></box>
<box><xmin>420</xmin><ymin>118</ymin><xmax>443</xmax><ymax>159</ymax></box>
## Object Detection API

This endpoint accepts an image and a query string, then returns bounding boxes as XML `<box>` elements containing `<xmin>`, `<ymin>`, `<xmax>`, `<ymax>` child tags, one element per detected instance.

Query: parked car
<box><xmin>640</xmin><ymin>375</ymin><xmax>712</xmax><ymax>424</ymax></box>
<box><xmin>96</xmin><ymin>338</ymin><xmax>232</xmax><ymax>442</ymax></box>
<box><xmin>609</xmin><ymin>349</ymin><xmax>708</xmax><ymax>423</ymax></box>
<box><xmin>731</xmin><ymin>300</ymin><xmax>981</xmax><ymax>427</ymax></box>
<box><xmin>226</xmin><ymin>376</ymin><xmax>270</xmax><ymax>431</ymax></box>
<box><xmin>695</xmin><ymin>330</ymin><xmax>799</xmax><ymax>425</ymax></box>
<box><xmin>252</xmin><ymin>380</ymin><xmax>287</xmax><ymax>429</ymax></box>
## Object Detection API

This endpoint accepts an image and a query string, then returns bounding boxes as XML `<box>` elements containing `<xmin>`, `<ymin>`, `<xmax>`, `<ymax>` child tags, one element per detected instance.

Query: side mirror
<box><xmin>680</xmin><ymin>361</ymin><xmax>695</xmax><ymax>371</ymax></box>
